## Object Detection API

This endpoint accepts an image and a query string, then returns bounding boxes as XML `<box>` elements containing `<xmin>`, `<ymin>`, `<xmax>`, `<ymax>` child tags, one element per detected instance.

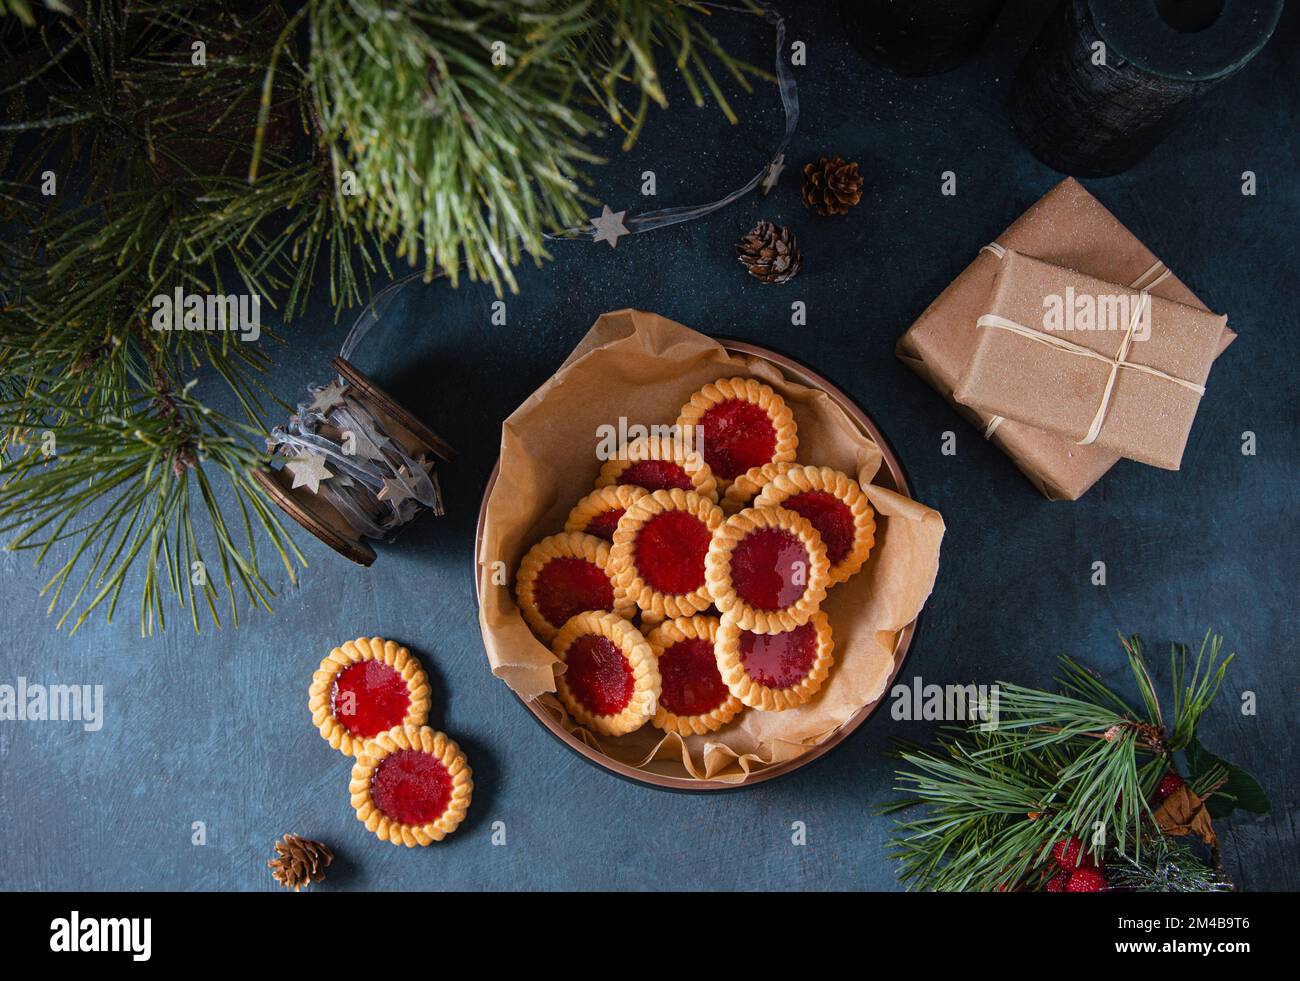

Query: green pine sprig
<box><xmin>1</xmin><ymin>0</ymin><xmax>764</xmax><ymax>634</ymax></box>
<box><xmin>886</xmin><ymin>632</ymin><xmax>1259</xmax><ymax>892</ymax></box>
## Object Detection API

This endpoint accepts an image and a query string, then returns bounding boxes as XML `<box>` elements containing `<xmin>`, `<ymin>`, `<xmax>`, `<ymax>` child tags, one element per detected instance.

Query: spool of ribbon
<box><xmin>256</xmin><ymin>356</ymin><xmax>455</xmax><ymax>566</ymax></box>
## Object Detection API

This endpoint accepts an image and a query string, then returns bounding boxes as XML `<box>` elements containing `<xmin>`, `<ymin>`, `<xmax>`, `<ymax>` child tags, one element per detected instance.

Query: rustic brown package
<box><xmin>953</xmin><ymin>252</ymin><xmax>1227</xmax><ymax>471</ymax></box>
<box><xmin>476</xmin><ymin>309</ymin><xmax>944</xmax><ymax>782</ymax></box>
<box><xmin>895</xmin><ymin>177</ymin><xmax>1236</xmax><ymax>499</ymax></box>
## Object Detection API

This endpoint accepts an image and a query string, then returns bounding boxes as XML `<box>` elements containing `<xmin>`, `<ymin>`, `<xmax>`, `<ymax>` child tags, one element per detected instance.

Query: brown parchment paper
<box><xmin>953</xmin><ymin>251</ymin><xmax>1227</xmax><ymax>471</ymax></box>
<box><xmin>896</xmin><ymin>177</ymin><xmax>1236</xmax><ymax>500</ymax></box>
<box><xmin>476</xmin><ymin>309</ymin><xmax>945</xmax><ymax>783</ymax></box>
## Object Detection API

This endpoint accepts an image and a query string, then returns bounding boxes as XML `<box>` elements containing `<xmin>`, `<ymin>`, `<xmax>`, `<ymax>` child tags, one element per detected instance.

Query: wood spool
<box><xmin>254</xmin><ymin>357</ymin><xmax>456</xmax><ymax>566</ymax></box>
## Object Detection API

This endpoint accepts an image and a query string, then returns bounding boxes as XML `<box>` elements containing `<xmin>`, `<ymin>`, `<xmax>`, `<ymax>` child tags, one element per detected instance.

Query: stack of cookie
<box><xmin>309</xmin><ymin>637</ymin><xmax>473</xmax><ymax>847</ymax></box>
<box><xmin>515</xmin><ymin>377</ymin><xmax>876</xmax><ymax>738</ymax></box>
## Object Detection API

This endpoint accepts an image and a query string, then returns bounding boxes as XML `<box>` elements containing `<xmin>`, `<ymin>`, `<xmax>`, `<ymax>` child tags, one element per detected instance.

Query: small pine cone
<box><xmin>801</xmin><ymin>154</ymin><xmax>863</xmax><ymax>216</ymax></box>
<box><xmin>268</xmin><ymin>834</ymin><xmax>333</xmax><ymax>892</ymax></box>
<box><xmin>736</xmin><ymin>220</ymin><xmax>802</xmax><ymax>285</ymax></box>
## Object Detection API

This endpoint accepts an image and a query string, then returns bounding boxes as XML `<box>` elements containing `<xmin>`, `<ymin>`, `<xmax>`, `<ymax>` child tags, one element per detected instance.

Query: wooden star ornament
<box><xmin>308</xmin><ymin>378</ymin><xmax>348</xmax><ymax>414</ymax></box>
<box><xmin>286</xmin><ymin>453</ymin><xmax>333</xmax><ymax>494</ymax></box>
<box><xmin>590</xmin><ymin>205</ymin><xmax>630</xmax><ymax>248</ymax></box>
<box><xmin>376</xmin><ymin>466</ymin><xmax>417</xmax><ymax>508</ymax></box>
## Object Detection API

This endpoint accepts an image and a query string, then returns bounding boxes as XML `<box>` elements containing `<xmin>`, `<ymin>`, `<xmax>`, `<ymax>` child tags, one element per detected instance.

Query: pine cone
<box><xmin>801</xmin><ymin>155</ymin><xmax>863</xmax><ymax>216</ymax></box>
<box><xmin>268</xmin><ymin>834</ymin><xmax>333</xmax><ymax>892</ymax></box>
<box><xmin>736</xmin><ymin>220</ymin><xmax>802</xmax><ymax>285</ymax></box>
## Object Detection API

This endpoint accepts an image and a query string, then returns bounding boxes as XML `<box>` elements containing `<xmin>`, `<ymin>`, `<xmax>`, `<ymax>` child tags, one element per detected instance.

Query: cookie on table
<box><xmin>309</xmin><ymin>637</ymin><xmax>431</xmax><ymax>757</ymax></box>
<box><xmin>349</xmin><ymin>725</ymin><xmax>472</xmax><ymax>846</ymax></box>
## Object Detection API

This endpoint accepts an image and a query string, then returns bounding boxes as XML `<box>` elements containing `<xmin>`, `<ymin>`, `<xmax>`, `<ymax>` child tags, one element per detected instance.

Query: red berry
<box><xmin>1154</xmin><ymin>772</ymin><xmax>1185</xmax><ymax>803</ymax></box>
<box><xmin>1051</xmin><ymin>837</ymin><xmax>1095</xmax><ymax>869</ymax></box>
<box><xmin>1045</xmin><ymin>871</ymin><xmax>1070</xmax><ymax>893</ymax></box>
<box><xmin>1066</xmin><ymin>867</ymin><xmax>1108</xmax><ymax>893</ymax></box>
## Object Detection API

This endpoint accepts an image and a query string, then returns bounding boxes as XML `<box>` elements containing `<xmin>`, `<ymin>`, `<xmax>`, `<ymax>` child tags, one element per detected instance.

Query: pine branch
<box><xmin>303</xmin><ymin>0</ymin><xmax>766</xmax><ymax>294</ymax></box>
<box><xmin>1</xmin><ymin>0</ymin><xmax>765</xmax><ymax>633</ymax></box>
<box><xmin>887</xmin><ymin>633</ymin><xmax>1246</xmax><ymax>892</ymax></box>
<box><xmin>0</xmin><ymin>376</ymin><xmax>305</xmax><ymax>635</ymax></box>
<box><xmin>304</xmin><ymin>0</ymin><xmax>603</xmax><ymax>295</ymax></box>
<box><xmin>1</xmin><ymin>1</ymin><xmax>30</xmax><ymax>26</ymax></box>
<box><xmin>1105</xmin><ymin>833</ymin><xmax>1233</xmax><ymax>893</ymax></box>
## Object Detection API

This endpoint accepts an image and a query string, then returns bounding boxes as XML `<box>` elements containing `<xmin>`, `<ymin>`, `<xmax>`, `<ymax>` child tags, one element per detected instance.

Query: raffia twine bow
<box><xmin>974</xmin><ymin>243</ymin><xmax>1200</xmax><ymax>446</ymax></box>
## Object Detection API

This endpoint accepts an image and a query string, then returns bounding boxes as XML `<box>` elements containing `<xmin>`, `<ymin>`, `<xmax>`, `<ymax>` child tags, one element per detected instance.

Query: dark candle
<box><xmin>839</xmin><ymin>0</ymin><xmax>1008</xmax><ymax>76</ymax></box>
<box><xmin>1010</xmin><ymin>0</ymin><xmax>1285</xmax><ymax>177</ymax></box>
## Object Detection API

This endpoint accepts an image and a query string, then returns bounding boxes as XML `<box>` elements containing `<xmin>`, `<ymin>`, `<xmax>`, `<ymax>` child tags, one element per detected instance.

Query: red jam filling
<box><xmin>659</xmin><ymin>637</ymin><xmax>729</xmax><ymax>717</ymax></box>
<box><xmin>701</xmin><ymin>400</ymin><xmax>778</xmax><ymax>479</ymax></box>
<box><xmin>330</xmin><ymin>660</ymin><xmax>411</xmax><ymax>739</ymax></box>
<box><xmin>535</xmin><ymin>557</ymin><xmax>614</xmax><ymax>628</ymax></box>
<box><xmin>565</xmin><ymin>634</ymin><xmax>634</xmax><ymax>715</ymax></box>
<box><xmin>618</xmin><ymin>459</ymin><xmax>693</xmax><ymax>492</ymax></box>
<box><xmin>369</xmin><ymin>748</ymin><xmax>452</xmax><ymax>826</ymax></box>
<box><xmin>739</xmin><ymin>623</ymin><xmax>818</xmax><ymax>689</ymax></box>
<box><xmin>730</xmin><ymin>528</ymin><xmax>809</xmax><ymax>610</ymax></box>
<box><xmin>783</xmin><ymin>491</ymin><xmax>855</xmax><ymax>564</ymax></box>
<box><xmin>634</xmin><ymin>510</ymin><xmax>712</xmax><ymax>595</ymax></box>
<box><xmin>584</xmin><ymin>507</ymin><xmax>625</xmax><ymax>542</ymax></box>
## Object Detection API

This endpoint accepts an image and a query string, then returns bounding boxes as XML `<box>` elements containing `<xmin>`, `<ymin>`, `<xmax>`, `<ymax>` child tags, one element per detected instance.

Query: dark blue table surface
<box><xmin>2</xmin><ymin>0</ymin><xmax>1296</xmax><ymax>891</ymax></box>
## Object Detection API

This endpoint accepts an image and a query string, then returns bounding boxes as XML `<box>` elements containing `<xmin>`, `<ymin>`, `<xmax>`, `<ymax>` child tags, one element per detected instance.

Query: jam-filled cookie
<box><xmin>552</xmin><ymin>611</ymin><xmax>660</xmax><ymax>736</ymax></box>
<box><xmin>645</xmin><ymin>616</ymin><xmax>743</xmax><ymax>736</ymax></box>
<box><xmin>595</xmin><ymin>432</ymin><xmax>718</xmax><ymax>503</ymax></box>
<box><xmin>610</xmin><ymin>488</ymin><xmax>725</xmax><ymax>620</ymax></box>
<box><xmin>705</xmin><ymin>506</ymin><xmax>829</xmax><ymax>634</ymax></box>
<box><xmin>565</xmin><ymin>484</ymin><xmax>649</xmax><ymax>543</ymax></box>
<box><xmin>516</xmin><ymin>532</ymin><xmax>635</xmax><ymax>643</ymax></box>
<box><xmin>721</xmin><ymin>461</ymin><xmax>797</xmax><ymax>514</ymax></box>
<box><xmin>676</xmin><ymin>378</ymin><xmax>797</xmax><ymax>491</ymax></box>
<box><xmin>753</xmin><ymin>465</ymin><xmax>875</xmax><ymax>585</ymax></box>
<box><xmin>349</xmin><ymin>725</ymin><xmax>472</xmax><ymax>846</ymax></box>
<box><xmin>309</xmin><ymin>637</ymin><xmax>431</xmax><ymax>757</ymax></box>
<box><xmin>715</xmin><ymin>611</ymin><xmax>834</xmax><ymax>711</ymax></box>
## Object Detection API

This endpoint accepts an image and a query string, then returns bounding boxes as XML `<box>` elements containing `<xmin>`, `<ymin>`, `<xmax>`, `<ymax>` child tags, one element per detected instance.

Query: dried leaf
<box><xmin>1153</xmin><ymin>786</ymin><xmax>1218</xmax><ymax>849</ymax></box>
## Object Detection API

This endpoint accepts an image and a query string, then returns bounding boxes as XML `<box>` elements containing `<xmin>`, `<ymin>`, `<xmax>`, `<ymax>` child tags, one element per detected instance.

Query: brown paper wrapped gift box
<box><xmin>954</xmin><ymin>251</ymin><xmax>1228</xmax><ymax>471</ymax></box>
<box><xmin>896</xmin><ymin>178</ymin><xmax>1235</xmax><ymax>500</ymax></box>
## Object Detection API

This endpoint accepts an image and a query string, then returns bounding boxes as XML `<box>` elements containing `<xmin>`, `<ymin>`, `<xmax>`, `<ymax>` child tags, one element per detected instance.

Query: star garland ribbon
<box><xmin>266</xmin><ymin>381</ymin><xmax>443</xmax><ymax>540</ymax></box>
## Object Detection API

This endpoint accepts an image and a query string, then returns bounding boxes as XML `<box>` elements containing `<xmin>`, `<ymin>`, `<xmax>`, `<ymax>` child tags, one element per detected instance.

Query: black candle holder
<box><xmin>1010</xmin><ymin>0</ymin><xmax>1285</xmax><ymax>177</ymax></box>
<box><xmin>839</xmin><ymin>0</ymin><xmax>1008</xmax><ymax>77</ymax></box>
